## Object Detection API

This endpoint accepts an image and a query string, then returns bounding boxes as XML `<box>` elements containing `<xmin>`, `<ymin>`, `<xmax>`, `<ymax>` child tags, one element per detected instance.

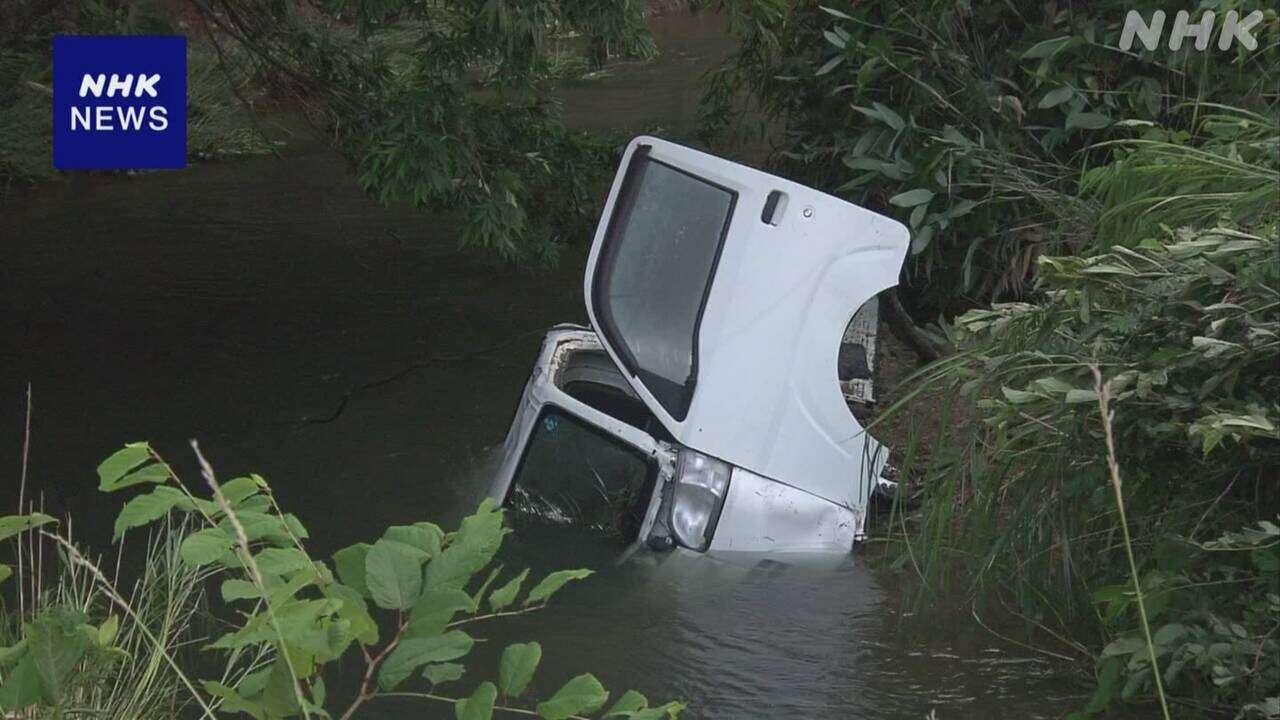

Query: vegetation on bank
<box><xmin>0</xmin><ymin>442</ymin><xmax>686</xmax><ymax>719</ymax></box>
<box><xmin>0</xmin><ymin>1</ymin><xmax>275</xmax><ymax>200</ymax></box>
<box><xmin>1</xmin><ymin>0</ymin><xmax>652</xmax><ymax>264</ymax></box>
<box><xmin>699</xmin><ymin>1</ymin><xmax>1278</xmax><ymax>716</ymax></box>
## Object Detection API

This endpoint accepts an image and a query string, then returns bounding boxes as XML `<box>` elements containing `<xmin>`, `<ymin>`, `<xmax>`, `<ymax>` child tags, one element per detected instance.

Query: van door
<box><xmin>583</xmin><ymin>137</ymin><xmax>909</xmax><ymax>511</ymax></box>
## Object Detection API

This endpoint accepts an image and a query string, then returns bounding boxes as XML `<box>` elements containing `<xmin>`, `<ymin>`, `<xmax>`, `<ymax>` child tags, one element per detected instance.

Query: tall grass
<box><xmin>1</xmin><ymin>518</ymin><xmax>216</xmax><ymax>719</ymax></box>
<box><xmin>870</xmin><ymin>105</ymin><xmax>1279</xmax><ymax>715</ymax></box>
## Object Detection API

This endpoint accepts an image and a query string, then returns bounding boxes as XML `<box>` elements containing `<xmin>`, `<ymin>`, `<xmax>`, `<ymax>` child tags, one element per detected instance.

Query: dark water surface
<box><xmin>2</xmin><ymin>13</ymin><xmax>1088</xmax><ymax>719</ymax></box>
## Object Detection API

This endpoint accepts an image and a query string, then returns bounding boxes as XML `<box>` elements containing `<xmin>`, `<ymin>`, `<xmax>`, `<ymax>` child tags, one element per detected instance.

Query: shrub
<box><xmin>0</xmin><ymin>442</ymin><xmax>686</xmax><ymax>719</ymax></box>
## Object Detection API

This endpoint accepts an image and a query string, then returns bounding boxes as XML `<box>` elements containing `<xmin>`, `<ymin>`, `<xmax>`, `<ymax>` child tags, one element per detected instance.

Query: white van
<box><xmin>488</xmin><ymin>137</ymin><xmax>908</xmax><ymax>555</ymax></box>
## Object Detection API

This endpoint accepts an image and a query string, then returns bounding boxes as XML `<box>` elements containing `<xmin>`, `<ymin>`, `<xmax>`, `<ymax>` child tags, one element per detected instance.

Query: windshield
<box><xmin>507</xmin><ymin>407</ymin><xmax>656</xmax><ymax>543</ymax></box>
<box><xmin>592</xmin><ymin>147</ymin><xmax>736</xmax><ymax>420</ymax></box>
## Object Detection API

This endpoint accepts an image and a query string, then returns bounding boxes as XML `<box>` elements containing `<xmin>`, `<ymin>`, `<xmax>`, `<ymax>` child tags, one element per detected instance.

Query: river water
<box><xmin>1</xmin><ymin>12</ymin><xmax>1090</xmax><ymax>719</ymax></box>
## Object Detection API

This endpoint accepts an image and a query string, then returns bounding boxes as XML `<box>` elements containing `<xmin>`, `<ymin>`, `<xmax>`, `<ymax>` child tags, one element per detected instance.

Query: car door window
<box><xmin>592</xmin><ymin>148</ymin><xmax>737</xmax><ymax>420</ymax></box>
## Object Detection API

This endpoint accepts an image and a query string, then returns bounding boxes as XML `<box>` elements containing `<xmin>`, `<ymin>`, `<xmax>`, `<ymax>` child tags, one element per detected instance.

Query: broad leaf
<box><xmin>221</xmin><ymin>579</ymin><xmax>261</xmax><ymax>603</ymax></box>
<box><xmin>180</xmin><ymin>528</ymin><xmax>236</xmax><ymax>567</ymax></box>
<box><xmin>96</xmin><ymin>443</ymin><xmax>151</xmax><ymax>491</ymax></box>
<box><xmin>455</xmin><ymin>681</ymin><xmax>497</xmax><ymax>720</ymax></box>
<box><xmin>253</xmin><ymin>548</ymin><xmax>312</xmax><ymax>577</ymax></box>
<box><xmin>1065</xmin><ymin>111</ymin><xmax>1110</xmax><ymax>130</ymax></box>
<box><xmin>424</xmin><ymin>662</ymin><xmax>465</xmax><ymax>688</ymax></box>
<box><xmin>0</xmin><ymin>657</ymin><xmax>42</xmax><ymax>708</ymax></box>
<box><xmin>1038</xmin><ymin>86</ymin><xmax>1074</xmax><ymax>109</ymax></box>
<box><xmin>604</xmin><ymin>690</ymin><xmax>648</xmax><ymax>716</ymax></box>
<box><xmin>0</xmin><ymin>513</ymin><xmax>56</xmax><ymax>543</ymax></box>
<box><xmin>407</xmin><ymin>587</ymin><xmax>478</xmax><ymax>638</ymax></box>
<box><xmin>498</xmin><ymin>642</ymin><xmax>541</xmax><ymax>697</ymax></box>
<box><xmin>366</xmin><ymin>539</ymin><xmax>426</xmax><ymax>610</ymax></box>
<box><xmin>524</xmin><ymin>569</ymin><xmax>593</xmax><ymax>606</ymax></box>
<box><xmin>384</xmin><ymin>523</ymin><xmax>444</xmax><ymax>558</ymax></box>
<box><xmin>327</xmin><ymin>582</ymin><xmax>379</xmax><ymax>646</ymax></box>
<box><xmin>113</xmin><ymin>487</ymin><xmax>187</xmax><ymax>541</ymax></box>
<box><xmin>424</xmin><ymin>501</ymin><xmax>506</xmax><ymax>591</ymax></box>
<box><xmin>333</xmin><ymin>543</ymin><xmax>372</xmax><ymax>597</ymax></box>
<box><xmin>378</xmin><ymin>630</ymin><xmax>474</xmax><ymax>691</ymax></box>
<box><xmin>536</xmin><ymin>673</ymin><xmax>608</xmax><ymax>720</ymax></box>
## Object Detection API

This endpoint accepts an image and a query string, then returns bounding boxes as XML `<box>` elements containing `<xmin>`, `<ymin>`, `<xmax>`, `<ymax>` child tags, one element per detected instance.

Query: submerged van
<box><xmin>488</xmin><ymin>137</ymin><xmax>909</xmax><ymax>555</ymax></box>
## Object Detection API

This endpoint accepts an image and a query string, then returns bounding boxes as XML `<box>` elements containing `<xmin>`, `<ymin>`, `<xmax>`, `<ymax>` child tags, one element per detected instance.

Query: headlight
<box><xmin>669</xmin><ymin>449</ymin><xmax>730</xmax><ymax>551</ymax></box>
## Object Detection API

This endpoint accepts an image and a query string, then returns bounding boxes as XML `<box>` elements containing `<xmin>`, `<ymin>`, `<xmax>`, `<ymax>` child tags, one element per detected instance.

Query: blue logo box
<box><xmin>53</xmin><ymin>35</ymin><xmax>186</xmax><ymax>170</ymax></box>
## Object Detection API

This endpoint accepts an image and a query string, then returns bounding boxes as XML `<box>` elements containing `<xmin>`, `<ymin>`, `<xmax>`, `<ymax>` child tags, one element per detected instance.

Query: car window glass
<box><xmin>594</xmin><ymin>153</ymin><xmax>735</xmax><ymax>420</ymax></box>
<box><xmin>509</xmin><ymin>407</ymin><xmax>654</xmax><ymax>543</ymax></box>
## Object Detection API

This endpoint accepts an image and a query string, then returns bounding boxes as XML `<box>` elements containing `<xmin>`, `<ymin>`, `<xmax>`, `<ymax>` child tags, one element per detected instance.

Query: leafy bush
<box><xmin>700</xmin><ymin>0</ymin><xmax>1279</xmax><ymax>312</ymax></box>
<box><xmin>196</xmin><ymin>0</ymin><xmax>655</xmax><ymax>265</ymax></box>
<box><xmin>2</xmin><ymin>442</ymin><xmax>686</xmax><ymax>719</ymax></box>
<box><xmin>883</xmin><ymin>203</ymin><xmax>1278</xmax><ymax>714</ymax></box>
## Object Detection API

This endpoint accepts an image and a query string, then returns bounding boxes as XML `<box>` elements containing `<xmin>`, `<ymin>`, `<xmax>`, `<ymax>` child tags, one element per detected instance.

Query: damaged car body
<box><xmin>488</xmin><ymin>137</ymin><xmax>909</xmax><ymax>555</ymax></box>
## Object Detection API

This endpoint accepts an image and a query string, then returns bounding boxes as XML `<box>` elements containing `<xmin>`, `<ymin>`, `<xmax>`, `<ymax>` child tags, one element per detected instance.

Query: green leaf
<box><xmin>180</xmin><ymin>528</ymin><xmax>236</xmax><ymax>567</ymax></box>
<box><xmin>407</xmin><ymin>587</ymin><xmax>478</xmax><ymax>638</ymax></box>
<box><xmin>96</xmin><ymin>443</ymin><xmax>152</xmax><ymax>491</ymax></box>
<box><xmin>378</xmin><ymin>630</ymin><xmax>474</xmax><ymax>691</ymax></box>
<box><xmin>424</xmin><ymin>501</ymin><xmax>507</xmax><ymax>591</ymax></box>
<box><xmin>499</xmin><ymin>642</ymin><xmax>541</xmax><ymax>697</ymax></box>
<box><xmin>1065</xmin><ymin>389</ymin><xmax>1099</xmax><ymax>404</ymax></box>
<box><xmin>1022</xmin><ymin>36</ymin><xmax>1072</xmax><ymax>59</ymax></box>
<box><xmin>1000</xmin><ymin>387</ymin><xmax>1043</xmax><ymax>405</ymax></box>
<box><xmin>889</xmin><ymin>188</ymin><xmax>934</xmax><ymax>207</ymax></box>
<box><xmin>525</xmin><ymin>569</ymin><xmax>593</xmax><ymax>606</ymax></box>
<box><xmin>97</xmin><ymin>615</ymin><xmax>119</xmax><ymax>646</ymax></box>
<box><xmin>1038</xmin><ymin>86</ymin><xmax>1074</xmax><ymax>109</ymax></box>
<box><xmin>910</xmin><ymin>225</ymin><xmax>935</xmax><ymax>255</ymax></box>
<box><xmin>0</xmin><ymin>657</ymin><xmax>42</xmax><ymax>709</ymax></box>
<box><xmin>0</xmin><ymin>639</ymin><xmax>27</xmax><ymax>667</ymax></box>
<box><xmin>333</xmin><ymin>543</ymin><xmax>372</xmax><ymax>597</ymax></box>
<box><xmin>1065</xmin><ymin>111</ymin><xmax>1111</xmax><ymax>130</ymax></box>
<box><xmin>253</xmin><ymin>547</ymin><xmax>312</xmax><ymax>577</ymax></box>
<box><xmin>604</xmin><ymin>690</ymin><xmax>648</xmax><ymax>716</ymax></box>
<box><xmin>0</xmin><ymin>513</ymin><xmax>56</xmax><ymax>543</ymax></box>
<box><xmin>366</xmin><ymin>539</ymin><xmax>426</xmax><ymax>610</ymax></box>
<box><xmin>0</xmin><ymin>564</ymin><xmax>9</xmax><ymax>585</ymax></box>
<box><xmin>384</xmin><ymin>523</ymin><xmax>444</xmax><ymax>558</ymax></box>
<box><xmin>27</xmin><ymin>612</ymin><xmax>92</xmax><ymax>703</ymax></box>
<box><xmin>113</xmin><ymin>487</ymin><xmax>187</xmax><ymax>541</ymax></box>
<box><xmin>815</xmin><ymin>55</ymin><xmax>844</xmax><ymax>76</ymax></box>
<box><xmin>423</xmin><ymin>662</ymin><xmax>466</xmax><ymax>688</ymax></box>
<box><xmin>327</xmin><ymin>582</ymin><xmax>379</xmax><ymax>646</ymax></box>
<box><xmin>455</xmin><ymin>681</ymin><xmax>497</xmax><ymax>720</ymax></box>
<box><xmin>202</xmin><ymin>681</ymin><xmax>267</xmax><ymax>720</ymax></box>
<box><xmin>536</xmin><ymin>673</ymin><xmax>609</xmax><ymax>720</ymax></box>
<box><xmin>221</xmin><ymin>579</ymin><xmax>261</xmax><ymax>603</ymax></box>
<box><xmin>489</xmin><ymin>569</ymin><xmax>528</xmax><ymax>611</ymax></box>
<box><xmin>1102</xmin><ymin>636</ymin><xmax>1146</xmax><ymax>657</ymax></box>
<box><xmin>219</xmin><ymin>476</ymin><xmax>261</xmax><ymax>506</ymax></box>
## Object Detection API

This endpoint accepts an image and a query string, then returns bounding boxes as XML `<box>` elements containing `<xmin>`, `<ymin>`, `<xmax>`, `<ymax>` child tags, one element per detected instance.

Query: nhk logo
<box><xmin>53</xmin><ymin>35</ymin><xmax>186</xmax><ymax>169</ymax></box>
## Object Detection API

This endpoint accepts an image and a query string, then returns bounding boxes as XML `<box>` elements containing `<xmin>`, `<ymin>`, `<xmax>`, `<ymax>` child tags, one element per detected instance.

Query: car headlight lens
<box><xmin>669</xmin><ymin>449</ymin><xmax>730</xmax><ymax>551</ymax></box>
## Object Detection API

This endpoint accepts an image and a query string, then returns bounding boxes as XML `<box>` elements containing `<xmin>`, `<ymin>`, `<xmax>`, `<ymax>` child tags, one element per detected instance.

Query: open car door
<box><xmin>583</xmin><ymin>137</ymin><xmax>909</xmax><ymax>513</ymax></box>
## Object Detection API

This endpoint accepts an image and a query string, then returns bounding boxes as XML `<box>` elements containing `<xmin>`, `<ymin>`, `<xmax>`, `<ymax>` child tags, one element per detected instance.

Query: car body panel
<box><xmin>583</xmin><ymin>136</ymin><xmax>908</xmax><ymax>510</ymax></box>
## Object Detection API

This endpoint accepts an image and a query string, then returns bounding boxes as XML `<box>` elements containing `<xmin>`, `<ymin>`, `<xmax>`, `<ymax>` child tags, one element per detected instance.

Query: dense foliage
<box><xmin>700</xmin><ymin>1</ymin><xmax>1280</xmax><ymax>716</ymax></box>
<box><xmin>701</xmin><ymin>0</ymin><xmax>1278</xmax><ymax>314</ymax></box>
<box><xmin>0</xmin><ymin>0</ymin><xmax>273</xmax><ymax>199</ymax></box>
<box><xmin>0</xmin><ymin>444</ymin><xmax>685</xmax><ymax>719</ymax></box>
